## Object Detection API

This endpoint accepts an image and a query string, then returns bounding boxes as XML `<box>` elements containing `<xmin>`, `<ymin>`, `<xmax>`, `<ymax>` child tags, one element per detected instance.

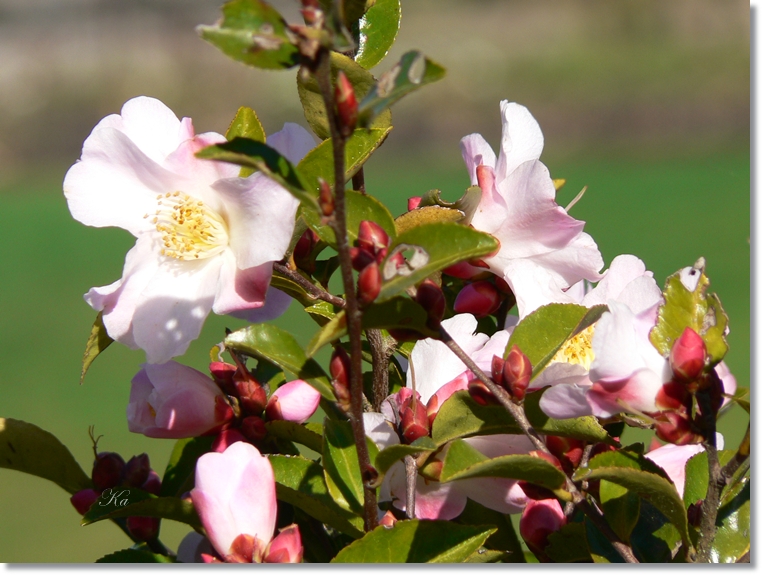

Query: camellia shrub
<box><xmin>0</xmin><ymin>0</ymin><xmax>749</xmax><ymax>564</ymax></box>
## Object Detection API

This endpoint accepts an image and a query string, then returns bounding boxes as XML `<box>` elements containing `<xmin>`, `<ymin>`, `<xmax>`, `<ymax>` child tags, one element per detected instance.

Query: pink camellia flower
<box><xmin>265</xmin><ymin>379</ymin><xmax>321</xmax><ymax>424</ymax></box>
<box><xmin>64</xmin><ymin>96</ymin><xmax>314</xmax><ymax>363</ymax></box>
<box><xmin>191</xmin><ymin>442</ymin><xmax>302</xmax><ymax>563</ymax></box>
<box><xmin>645</xmin><ymin>435</ymin><xmax>724</xmax><ymax>498</ymax></box>
<box><xmin>127</xmin><ymin>361</ymin><xmax>233</xmax><ymax>439</ymax></box>
<box><xmin>459</xmin><ymin>101</ymin><xmax>604</xmax><ymax>317</ymax></box>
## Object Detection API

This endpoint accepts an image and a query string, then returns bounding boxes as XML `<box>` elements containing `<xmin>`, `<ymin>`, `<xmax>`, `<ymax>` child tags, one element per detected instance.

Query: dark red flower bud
<box><xmin>654</xmin><ymin>411</ymin><xmax>700</xmax><ymax>445</ymax></box>
<box><xmin>453</xmin><ymin>281</ymin><xmax>501</xmax><ymax>318</ymax></box>
<box><xmin>546</xmin><ymin>436</ymin><xmax>585</xmax><ymax>474</ymax></box>
<box><xmin>468</xmin><ymin>379</ymin><xmax>497</xmax><ymax>406</ymax></box>
<box><xmin>416</xmin><ymin>280</ymin><xmax>446</xmax><ymax>329</ymax></box>
<box><xmin>92</xmin><ymin>452</ymin><xmax>125</xmax><ymax>491</ymax></box>
<box><xmin>350</xmin><ymin>246</ymin><xmax>376</xmax><ymax>271</ymax></box>
<box><xmin>127</xmin><ymin>516</ymin><xmax>160</xmax><ymax>542</ymax></box>
<box><xmin>491</xmin><ymin>355</ymin><xmax>506</xmax><ymax>388</ymax></box>
<box><xmin>425</xmin><ymin>393</ymin><xmax>440</xmax><ymax>427</ymax></box>
<box><xmin>399</xmin><ymin>393</ymin><xmax>430</xmax><ymax>443</ymax></box>
<box><xmin>240</xmin><ymin>416</ymin><xmax>267</xmax><ymax>442</ymax></box>
<box><xmin>70</xmin><ymin>488</ymin><xmax>100</xmax><ymax>515</ymax></box>
<box><xmin>504</xmin><ymin>345</ymin><xmax>532</xmax><ymax>401</ymax></box>
<box><xmin>687</xmin><ymin>500</ymin><xmax>704</xmax><ymax>527</ymax></box>
<box><xmin>670</xmin><ymin>327</ymin><xmax>707</xmax><ymax>383</ymax></box>
<box><xmin>235</xmin><ymin>377</ymin><xmax>268</xmax><ymax>417</ymax></box>
<box><xmin>141</xmin><ymin>470</ymin><xmax>162</xmax><ymax>496</ymax></box>
<box><xmin>407</xmin><ymin>196</ymin><xmax>422</xmax><ymax>211</ymax></box>
<box><xmin>357</xmin><ymin>261</ymin><xmax>381</xmax><ymax>306</ymax></box>
<box><xmin>357</xmin><ymin>220</ymin><xmax>390</xmax><ymax>254</ymax></box>
<box><xmin>655</xmin><ymin>380</ymin><xmax>692</xmax><ymax>410</ymax></box>
<box><xmin>335</xmin><ymin>71</ymin><xmax>358</xmax><ymax>137</ymax></box>
<box><xmin>494</xmin><ymin>276</ymin><xmax>512</xmax><ymax>294</ymax></box>
<box><xmin>212</xmin><ymin>428</ymin><xmax>247</xmax><ymax>453</ymax></box>
<box><xmin>293</xmin><ymin>228</ymin><xmax>319</xmax><ymax>272</ymax></box>
<box><xmin>122</xmin><ymin>454</ymin><xmax>151</xmax><ymax>488</ymax></box>
<box><xmin>209</xmin><ymin>361</ymin><xmax>237</xmax><ymax>395</ymax></box>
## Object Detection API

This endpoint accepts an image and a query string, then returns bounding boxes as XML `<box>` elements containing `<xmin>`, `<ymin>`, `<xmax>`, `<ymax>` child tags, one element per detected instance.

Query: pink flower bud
<box><xmin>264</xmin><ymin>524</ymin><xmax>303</xmax><ymax>563</ymax></box>
<box><xmin>504</xmin><ymin>345</ymin><xmax>532</xmax><ymax>401</ymax></box>
<box><xmin>654</xmin><ymin>411</ymin><xmax>700</xmax><ymax>445</ymax></box>
<box><xmin>357</xmin><ymin>261</ymin><xmax>381</xmax><ymax>306</ymax></box>
<box><xmin>212</xmin><ymin>429</ymin><xmax>247</xmax><ymax>453</ymax></box>
<box><xmin>127</xmin><ymin>516</ymin><xmax>160</xmax><ymax>542</ymax></box>
<box><xmin>330</xmin><ymin>347</ymin><xmax>352</xmax><ymax>410</ymax></box>
<box><xmin>265</xmin><ymin>380</ymin><xmax>321</xmax><ymax>424</ymax></box>
<box><xmin>399</xmin><ymin>392</ymin><xmax>430</xmax><ymax>443</ymax></box>
<box><xmin>122</xmin><ymin>454</ymin><xmax>151</xmax><ymax>488</ymax></box>
<box><xmin>141</xmin><ymin>470</ymin><xmax>162</xmax><ymax>496</ymax></box>
<box><xmin>426</xmin><ymin>371</ymin><xmax>473</xmax><ymax>424</ymax></box>
<box><xmin>520</xmin><ymin>498</ymin><xmax>566</xmax><ymax>558</ymax></box>
<box><xmin>416</xmin><ymin>280</ymin><xmax>446</xmax><ymax>329</ymax></box>
<box><xmin>241</xmin><ymin>416</ymin><xmax>267</xmax><ymax>442</ymax></box>
<box><xmin>357</xmin><ymin>220</ymin><xmax>390</xmax><ymax>253</ymax></box>
<box><xmin>128</xmin><ymin>362</ymin><xmax>234</xmax><ymax>439</ymax></box>
<box><xmin>453</xmin><ymin>281</ymin><xmax>501</xmax><ymax>318</ymax></box>
<box><xmin>234</xmin><ymin>377</ymin><xmax>268</xmax><ymax>417</ymax></box>
<box><xmin>70</xmin><ymin>488</ymin><xmax>100</xmax><ymax>515</ymax></box>
<box><xmin>335</xmin><ymin>71</ymin><xmax>358</xmax><ymax>137</ymax></box>
<box><xmin>407</xmin><ymin>196</ymin><xmax>422</xmax><ymax>211</ymax></box>
<box><xmin>670</xmin><ymin>327</ymin><xmax>707</xmax><ymax>383</ymax></box>
<box><xmin>468</xmin><ymin>379</ymin><xmax>498</xmax><ymax>406</ymax></box>
<box><xmin>92</xmin><ymin>452</ymin><xmax>125</xmax><ymax>491</ymax></box>
<box><xmin>442</xmin><ymin>261</ymin><xmax>482</xmax><ymax>279</ymax></box>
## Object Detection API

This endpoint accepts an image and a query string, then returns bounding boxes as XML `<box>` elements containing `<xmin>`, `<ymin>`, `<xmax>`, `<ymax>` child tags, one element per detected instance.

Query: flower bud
<box><xmin>122</xmin><ymin>453</ymin><xmax>151</xmax><ymax>488</ymax></box>
<box><xmin>350</xmin><ymin>246</ymin><xmax>376</xmax><ymax>271</ymax></box>
<box><xmin>357</xmin><ymin>220</ymin><xmax>390</xmax><ymax>254</ymax></box>
<box><xmin>240</xmin><ymin>416</ymin><xmax>267</xmax><ymax>442</ymax></box>
<box><xmin>70</xmin><ymin>488</ymin><xmax>100</xmax><ymax>515</ymax></box>
<box><xmin>491</xmin><ymin>355</ymin><xmax>505</xmax><ymax>388</ymax></box>
<box><xmin>518</xmin><ymin>451</ymin><xmax>565</xmax><ymax>500</ymax></box>
<box><xmin>92</xmin><ymin>452</ymin><xmax>125</xmax><ymax>491</ymax></box>
<box><xmin>264</xmin><ymin>524</ymin><xmax>303</xmax><ymax>563</ymax></box>
<box><xmin>265</xmin><ymin>380</ymin><xmax>321</xmax><ymax>424</ymax></box>
<box><xmin>357</xmin><ymin>261</ymin><xmax>381</xmax><ymax>306</ymax></box>
<box><xmin>687</xmin><ymin>500</ymin><xmax>703</xmax><ymax>527</ymax></box>
<box><xmin>330</xmin><ymin>348</ymin><xmax>352</xmax><ymax>411</ymax></box>
<box><xmin>127</xmin><ymin>516</ymin><xmax>160</xmax><ymax>542</ymax></box>
<box><xmin>453</xmin><ymin>281</ymin><xmax>501</xmax><ymax>318</ymax></box>
<box><xmin>335</xmin><ymin>71</ymin><xmax>358</xmax><ymax>137</ymax></box>
<box><xmin>655</xmin><ymin>380</ymin><xmax>691</xmax><ymax>411</ymax></box>
<box><xmin>209</xmin><ymin>361</ymin><xmax>237</xmax><ymax>395</ymax></box>
<box><xmin>418</xmin><ymin>458</ymin><xmax>443</xmax><ymax>482</ymax></box>
<box><xmin>212</xmin><ymin>428</ymin><xmax>247</xmax><ymax>453</ymax></box>
<box><xmin>399</xmin><ymin>393</ymin><xmax>430</xmax><ymax>444</ymax></box>
<box><xmin>545</xmin><ymin>436</ymin><xmax>584</xmax><ymax>475</ymax></box>
<box><xmin>519</xmin><ymin>498</ymin><xmax>566</xmax><ymax>560</ymax></box>
<box><xmin>504</xmin><ymin>345</ymin><xmax>532</xmax><ymax>400</ymax></box>
<box><xmin>416</xmin><ymin>280</ymin><xmax>446</xmax><ymax>329</ymax></box>
<box><xmin>654</xmin><ymin>411</ymin><xmax>700</xmax><ymax>445</ymax></box>
<box><xmin>425</xmin><ymin>393</ymin><xmax>440</xmax><ymax>427</ymax></box>
<box><xmin>318</xmin><ymin>178</ymin><xmax>334</xmax><ymax>217</ymax></box>
<box><xmin>142</xmin><ymin>470</ymin><xmax>162</xmax><ymax>496</ymax></box>
<box><xmin>225</xmin><ymin>533</ymin><xmax>265</xmax><ymax>563</ymax></box>
<box><xmin>468</xmin><ymin>379</ymin><xmax>497</xmax><ymax>406</ymax></box>
<box><xmin>379</xmin><ymin>510</ymin><xmax>398</xmax><ymax>528</ymax></box>
<box><xmin>235</xmin><ymin>377</ymin><xmax>268</xmax><ymax>417</ymax></box>
<box><xmin>670</xmin><ymin>327</ymin><xmax>707</xmax><ymax>383</ymax></box>
<box><xmin>407</xmin><ymin>196</ymin><xmax>422</xmax><ymax>211</ymax></box>
<box><xmin>294</xmin><ymin>228</ymin><xmax>319</xmax><ymax>272</ymax></box>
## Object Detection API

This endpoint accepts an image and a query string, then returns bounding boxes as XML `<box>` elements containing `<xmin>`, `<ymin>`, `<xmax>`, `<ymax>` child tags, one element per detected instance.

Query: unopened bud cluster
<box><xmin>467</xmin><ymin>345</ymin><xmax>532</xmax><ymax>406</ymax></box>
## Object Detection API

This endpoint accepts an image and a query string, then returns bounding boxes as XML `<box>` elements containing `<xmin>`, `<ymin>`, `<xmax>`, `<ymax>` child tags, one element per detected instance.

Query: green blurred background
<box><xmin>0</xmin><ymin>0</ymin><xmax>749</xmax><ymax>562</ymax></box>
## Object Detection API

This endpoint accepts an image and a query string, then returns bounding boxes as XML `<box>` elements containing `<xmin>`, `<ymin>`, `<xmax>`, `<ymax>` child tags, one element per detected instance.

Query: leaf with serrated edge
<box><xmin>159</xmin><ymin>436</ymin><xmax>214</xmax><ymax>498</ymax></box>
<box><xmin>332</xmin><ymin>520</ymin><xmax>495</xmax><ymax>563</ymax></box>
<box><xmin>265</xmin><ymin>420</ymin><xmax>322</xmax><ymax>454</ymax></box>
<box><xmin>81</xmin><ymin>311</ymin><xmax>113</xmax><ymax>384</ymax></box>
<box><xmin>355</xmin><ymin>0</ymin><xmax>401</xmax><ymax>69</ymax></box>
<box><xmin>0</xmin><ymin>418</ymin><xmax>91</xmax><ymax>495</ymax></box>
<box><xmin>225</xmin><ymin>106</ymin><xmax>266</xmax><ymax>177</ymax></box>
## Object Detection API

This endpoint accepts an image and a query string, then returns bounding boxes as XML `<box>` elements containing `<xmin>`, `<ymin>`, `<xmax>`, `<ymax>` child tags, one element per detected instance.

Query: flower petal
<box><xmin>586</xmin><ymin>367</ymin><xmax>664</xmax><ymax>417</ymax></box>
<box><xmin>645</xmin><ymin>443</ymin><xmax>705</xmax><ymax>498</ymax></box>
<box><xmin>494</xmin><ymin>101</ymin><xmax>545</xmax><ymax>181</ymax></box>
<box><xmin>266</xmin><ymin>122</ymin><xmax>316</xmax><ymax>164</ymax></box>
<box><xmin>268</xmin><ymin>379</ymin><xmax>321</xmax><ymax>424</ymax></box>
<box><xmin>459</xmin><ymin>132</ymin><xmax>497</xmax><ymax>185</ymax></box>
<box><xmin>212</xmin><ymin>249</ymin><xmax>271</xmax><ymax>316</ymax></box>
<box><xmin>227</xmin><ymin>286</ymin><xmax>292</xmax><ymax>323</ymax></box>
<box><xmin>538</xmin><ymin>382</ymin><xmax>594</xmax><ymax>419</ymax></box>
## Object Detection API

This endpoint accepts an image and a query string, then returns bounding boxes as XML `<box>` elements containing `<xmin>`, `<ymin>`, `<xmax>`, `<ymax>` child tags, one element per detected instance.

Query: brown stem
<box><xmin>314</xmin><ymin>49</ymin><xmax>377</xmax><ymax>531</ymax></box>
<box><xmin>404</xmin><ymin>455</ymin><xmax>417</xmax><ymax>519</ymax></box>
<box><xmin>367</xmin><ymin>328</ymin><xmax>391</xmax><ymax>410</ymax></box>
<box><xmin>696</xmin><ymin>391</ymin><xmax>720</xmax><ymax>563</ymax></box>
<box><xmin>720</xmin><ymin>424</ymin><xmax>750</xmax><ymax>483</ymax></box>
<box><xmin>273</xmin><ymin>262</ymin><xmax>346</xmax><ymax>309</ymax></box>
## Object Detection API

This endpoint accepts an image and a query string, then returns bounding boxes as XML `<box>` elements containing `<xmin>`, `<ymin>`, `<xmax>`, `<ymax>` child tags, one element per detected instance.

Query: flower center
<box><xmin>551</xmin><ymin>324</ymin><xmax>596</xmax><ymax>370</ymax></box>
<box><xmin>146</xmin><ymin>191</ymin><xmax>228</xmax><ymax>260</ymax></box>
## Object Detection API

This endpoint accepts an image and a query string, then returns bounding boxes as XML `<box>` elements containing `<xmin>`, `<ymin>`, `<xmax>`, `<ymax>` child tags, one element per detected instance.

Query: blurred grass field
<box><xmin>0</xmin><ymin>145</ymin><xmax>749</xmax><ymax>562</ymax></box>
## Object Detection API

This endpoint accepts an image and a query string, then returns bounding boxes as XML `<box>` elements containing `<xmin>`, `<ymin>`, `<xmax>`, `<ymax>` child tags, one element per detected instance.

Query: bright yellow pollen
<box><xmin>552</xmin><ymin>324</ymin><xmax>596</xmax><ymax>370</ymax></box>
<box><xmin>144</xmin><ymin>191</ymin><xmax>228</xmax><ymax>260</ymax></box>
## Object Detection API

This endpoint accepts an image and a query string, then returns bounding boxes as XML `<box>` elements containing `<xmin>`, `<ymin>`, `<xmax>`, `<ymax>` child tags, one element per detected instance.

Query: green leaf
<box><xmin>197</xmin><ymin>0</ymin><xmax>299</xmax><ymax>70</ymax></box>
<box><xmin>265</xmin><ymin>420</ymin><xmax>323</xmax><ymax>454</ymax></box>
<box><xmin>358</xmin><ymin>51</ymin><xmax>446</xmax><ymax>127</ymax></box>
<box><xmin>304</xmin><ymin>300</ymin><xmax>339</xmax><ymax>325</ymax></box>
<box><xmin>323</xmin><ymin>419</ymin><xmax>366</xmax><ymax>515</ymax></box>
<box><xmin>297</xmin><ymin>128</ymin><xmax>392</xmax><ymax>197</ymax></box>
<box><xmin>332</xmin><ymin>520</ymin><xmax>495</xmax><ymax>563</ymax></box>
<box><xmin>712</xmin><ymin>478</ymin><xmax>750</xmax><ymax>562</ymax></box>
<box><xmin>574</xmin><ymin>466</ymin><xmax>691</xmax><ymax>553</ymax></box>
<box><xmin>82</xmin><ymin>488</ymin><xmax>202</xmax><ymax>531</ymax></box>
<box><xmin>225</xmin><ymin>106</ymin><xmax>266</xmax><ymax>177</ymax></box>
<box><xmin>298</xmin><ymin>52</ymin><xmax>392</xmax><ymax>140</ymax></box>
<box><xmin>724</xmin><ymin>387</ymin><xmax>749</xmax><ymax>414</ymax></box>
<box><xmin>546</xmin><ymin>522</ymin><xmax>593</xmax><ymax>563</ymax></box>
<box><xmin>355</xmin><ymin>0</ymin><xmax>401</xmax><ymax>69</ymax></box>
<box><xmin>440</xmin><ymin>439</ymin><xmax>566</xmax><ymax>490</ymax></box>
<box><xmin>159</xmin><ymin>436</ymin><xmax>215</xmax><ymax>498</ymax></box>
<box><xmin>0</xmin><ymin>418</ymin><xmax>91</xmax><ymax>495</ymax></box>
<box><xmin>629</xmin><ymin>500</ymin><xmax>681</xmax><ymax>563</ymax></box>
<box><xmin>301</xmin><ymin>188</ymin><xmax>396</xmax><ymax>249</ymax></box>
<box><xmin>599</xmin><ymin>479</ymin><xmax>640</xmax><ymax>543</ymax></box>
<box><xmin>81</xmin><ymin>311</ymin><xmax>113</xmax><ymax>384</ymax></box>
<box><xmin>269</xmin><ymin>268</ymin><xmax>327</xmax><ymax>309</ymax></box>
<box><xmin>649</xmin><ymin>261</ymin><xmax>729</xmax><ymax>365</ymax></box>
<box><xmin>431</xmin><ymin>391</ymin><xmax>611</xmax><ymax>446</ymax></box>
<box><xmin>505</xmin><ymin>303</ymin><xmax>607</xmax><ymax>379</ymax></box>
<box><xmin>224</xmin><ymin>323</ymin><xmax>336</xmax><ymax>401</ymax></box>
<box><xmin>394</xmin><ymin>205</ymin><xmax>465</xmax><ymax>235</ymax></box>
<box><xmin>457</xmin><ymin>498</ymin><xmax>525</xmax><ymax>562</ymax></box>
<box><xmin>369</xmin><ymin>436</ymin><xmax>437</xmax><ymax>488</ymax></box>
<box><xmin>418</xmin><ymin>186</ymin><xmax>482</xmax><ymax>226</ymax></box>
<box><xmin>377</xmin><ymin>223</ymin><xmax>498</xmax><ymax>303</ymax></box>
<box><xmin>269</xmin><ymin>454</ymin><xmax>364</xmax><ymax>538</ymax></box>
<box><xmin>523</xmin><ymin>388</ymin><xmax>612</xmax><ymax>444</ymax></box>
<box><xmin>196</xmin><ymin>138</ymin><xmax>317</xmax><ymax>209</ymax></box>
<box><xmin>306</xmin><ymin>296</ymin><xmax>436</xmax><ymax>357</ymax></box>
<box><xmin>464</xmin><ymin>549</ymin><xmax>505</xmax><ymax>563</ymax></box>
<box><xmin>584</xmin><ymin>517</ymin><xmax>623</xmax><ymax>563</ymax></box>
<box><xmin>682</xmin><ymin>449</ymin><xmax>735</xmax><ymax>507</ymax></box>
<box><xmin>96</xmin><ymin>549</ymin><xmax>175</xmax><ymax>563</ymax></box>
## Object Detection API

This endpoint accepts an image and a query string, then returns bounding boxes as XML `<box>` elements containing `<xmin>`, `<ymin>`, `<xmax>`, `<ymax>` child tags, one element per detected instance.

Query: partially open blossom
<box><xmin>520</xmin><ymin>498</ymin><xmax>566</xmax><ymax>558</ymax></box>
<box><xmin>64</xmin><ymin>97</ymin><xmax>313</xmax><ymax>362</ymax></box>
<box><xmin>670</xmin><ymin>327</ymin><xmax>707</xmax><ymax>383</ymax></box>
<box><xmin>127</xmin><ymin>361</ymin><xmax>233</xmax><ymax>439</ymax></box>
<box><xmin>265</xmin><ymin>379</ymin><xmax>321</xmax><ymax>424</ymax></box>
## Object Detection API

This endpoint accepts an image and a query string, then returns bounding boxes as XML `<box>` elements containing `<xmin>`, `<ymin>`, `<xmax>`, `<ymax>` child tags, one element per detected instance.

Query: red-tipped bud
<box><xmin>425</xmin><ymin>393</ymin><xmax>440</xmax><ymax>427</ymax></box>
<box><xmin>127</xmin><ymin>516</ymin><xmax>160</xmax><ymax>542</ymax></box>
<box><xmin>350</xmin><ymin>246</ymin><xmax>376</xmax><ymax>271</ymax></box>
<box><xmin>442</xmin><ymin>261</ymin><xmax>481</xmax><ymax>279</ymax></box>
<box><xmin>654</xmin><ymin>411</ymin><xmax>700</xmax><ymax>445</ymax></box>
<box><xmin>335</xmin><ymin>71</ymin><xmax>358</xmax><ymax>136</ymax></box>
<box><xmin>520</xmin><ymin>499</ymin><xmax>567</xmax><ymax>560</ymax></box>
<box><xmin>209</xmin><ymin>361</ymin><xmax>237</xmax><ymax>395</ymax></box>
<box><xmin>70</xmin><ymin>488</ymin><xmax>100</xmax><ymax>515</ymax></box>
<box><xmin>240</xmin><ymin>416</ymin><xmax>267</xmax><ymax>442</ymax></box>
<box><xmin>407</xmin><ymin>196</ymin><xmax>422</xmax><ymax>211</ymax></box>
<box><xmin>226</xmin><ymin>533</ymin><xmax>266</xmax><ymax>563</ymax></box>
<box><xmin>655</xmin><ymin>380</ymin><xmax>692</xmax><ymax>410</ymax></box>
<box><xmin>212</xmin><ymin>428</ymin><xmax>247</xmax><ymax>453</ymax></box>
<box><xmin>362</xmin><ymin>463</ymin><xmax>379</xmax><ymax>486</ymax></box>
<box><xmin>491</xmin><ymin>355</ymin><xmax>506</xmax><ymax>388</ymax></box>
<box><xmin>379</xmin><ymin>510</ymin><xmax>398</xmax><ymax>528</ymax></box>
<box><xmin>545</xmin><ymin>436</ymin><xmax>585</xmax><ymax>475</ymax></box>
<box><xmin>141</xmin><ymin>470</ymin><xmax>162</xmax><ymax>496</ymax></box>
<box><xmin>330</xmin><ymin>348</ymin><xmax>352</xmax><ymax>410</ymax></box>
<box><xmin>416</xmin><ymin>279</ymin><xmax>446</xmax><ymax>328</ymax></box>
<box><xmin>235</xmin><ymin>377</ymin><xmax>268</xmax><ymax>416</ymax></box>
<box><xmin>468</xmin><ymin>379</ymin><xmax>498</xmax><ymax>406</ymax></box>
<box><xmin>357</xmin><ymin>261</ymin><xmax>381</xmax><ymax>306</ymax></box>
<box><xmin>530</xmin><ymin>450</ymin><xmax>565</xmax><ymax>472</ymax></box>
<box><xmin>264</xmin><ymin>524</ymin><xmax>303</xmax><ymax>563</ymax></box>
<box><xmin>293</xmin><ymin>228</ymin><xmax>319</xmax><ymax>272</ymax></box>
<box><xmin>670</xmin><ymin>327</ymin><xmax>707</xmax><ymax>383</ymax></box>
<box><xmin>122</xmin><ymin>454</ymin><xmax>151</xmax><ymax>488</ymax></box>
<box><xmin>399</xmin><ymin>394</ymin><xmax>430</xmax><ymax>444</ymax></box>
<box><xmin>264</xmin><ymin>395</ymin><xmax>283</xmax><ymax>421</ymax></box>
<box><xmin>357</xmin><ymin>220</ymin><xmax>390</xmax><ymax>253</ymax></box>
<box><xmin>318</xmin><ymin>178</ymin><xmax>334</xmax><ymax>217</ymax></box>
<box><xmin>453</xmin><ymin>281</ymin><xmax>501</xmax><ymax>318</ymax></box>
<box><xmin>92</xmin><ymin>452</ymin><xmax>125</xmax><ymax>491</ymax></box>
<box><xmin>504</xmin><ymin>345</ymin><xmax>532</xmax><ymax>400</ymax></box>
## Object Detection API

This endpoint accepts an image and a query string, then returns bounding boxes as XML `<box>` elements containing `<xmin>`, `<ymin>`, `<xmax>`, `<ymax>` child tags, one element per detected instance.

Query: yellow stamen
<box><xmin>153</xmin><ymin>191</ymin><xmax>228</xmax><ymax>260</ymax></box>
<box><xmin>551</xmin><ymin>324</ymin><xmax>596</xmax><ymax>370</ymax></box>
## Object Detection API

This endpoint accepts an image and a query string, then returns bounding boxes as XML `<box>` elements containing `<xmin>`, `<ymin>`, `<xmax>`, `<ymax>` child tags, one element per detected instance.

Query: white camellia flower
<box><xmin>64</xmin><ymin>96</ymin><xmax>314</xmax><ymax>363</ymax></box>
<box><xmin>459</xmin><ymin>101</ymin><xmax>604</xmax><ymax>318</ymax></box>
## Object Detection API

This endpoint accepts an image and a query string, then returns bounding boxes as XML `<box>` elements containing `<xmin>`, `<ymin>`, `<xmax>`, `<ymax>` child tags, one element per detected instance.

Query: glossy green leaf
<box><xmin>524</xmin><ymin>389</ymin><xmax>612</xmax><ymax>444</ymax></box>
<box><xmin>584</xmin><ymin>517</ymin><xmax>623</xmax><ymax>563</ymax></box>
<box><xmin>269</xmin><ymin>268</ymin><xmax>328</xmax><ymax>309</ymax></box>
<box><xmin>159</xmin><ymin>436</ymin><xmax>214</xmax><ymax>498</ymax></box>
<box><xmin>0</xmin><ymin>418</ymin><xmax>91</xmax><ymax>495</ymax></box>
<box><xmin>306</xmin><ymin>296</ymin><xmax>436</xmax><ymax>357</ymax></box>
<box><xmin>649</xmin><ymin>262</ymin><xmax>729</xmax><ymax>365</ymax></box>
<box><xmin>269</xmin><ymin>454</ymin><xmax>364</xmax><ymax>538</ymax></box>
<box><xmin>81</xmin><ymin>311</ymin><xmax>113</xmax><ymax>384</ymax></box>
<box><xmin>332</xmin><ymin>520</ymin><xmax>495</xmax><ymax>563</ymax></box>
<box><xmin>298</xmin><ymin>52</ymin><xmax>392</xmax><ymax>140</ymax></box>
<box><xmin>265</xmin><ymin>420</ymin><xmax>323</xmax><ymax>454</ymax></box>
<box><xmin>505</xmin><ymin>303</ymin><xmax>607</xmax><ymax>379</ymax></box>
<box><xmin>431</xmin><ymin>391</ymin><xmax>611</xmax><ymax>446</ymax></box>
<box><xmin>304</xmin><ymin>300</ymin><xmax>338</xmax><ymax>325</ymax></box>
<box><xmin>464</xmin><ymin>549</ymin><xmax>505</xmax><ymax>563</ymax></box>
<box><xmin>440</xmin><ymin>439</ymin><xmax>566</xmax><ymax>490</ymax></box>
<box><xmin>224</xmin><ymin>323</ymin><xmax>336</xmax><ymax>401</ymax></box>
<box><xmin>301</xmin><ymin>188</ymin><xmax>396</xmax><ymax>248</ymax></box>
<box><xmin>394</xmin><ymin>205</ymin><xmax>465</xmax><ymax>235</ymax></box>
<box><xmin>711</xmin><ymin>478</ymin><xmax>750</xmax><ymax>562</ymax></box>
<box><xmin>600</xmin><ymin>479</ymin><xmax>640</xmax><ymax>543</ymax></box>
<box><xmin>297</xmin><ymin>127</ymin><xmax>392</xmax><ymax>197</ymax></box>
<box><xmin>681</xmin><ymin>449</ymin><xmax>735</xmax><ymax>507</ymax></box>
<box><xmin>323</xmin><ymin>419</ymin><xmax>365</xmax><ymax>515</ymax></box>
<box><xmin>545</xmin><ymin>522</ymin><xmax>592</xmax><ymax>563</ymax></box>
<box><xmin>358</xmin><ymin>51</ymin><xmax>445</xmax><ymax>127</ymax></box>
<box><xmin>355</xmin><ymin>0</ymin><xmax>401</xmax><ymax>69</ymax></box>
<box><xmin>196</xmin><ymin>138</ymin><xmax>317</xmax><ymax>209</ymax></box>
<box><xmin>587</xmin><ymin>445</ymin><xmax>669</xmax><ymax>478</ymax></box>
<box><xmin>198</xmin><ymin>0</ymin><xmax>299</xmax><ymax>70</ymax></box>
<box><xmin>96</xmin><ymin>549</ymin><xmax>175</xmax><ymax>563</ymax></box>
<box><xmin>377</xmin><ymin>223</ymin><xmax>498</xmax><ymax>303</ymax></box>
<box><xmin>629</xmin><ymin>500</ymin><xmax>681</xmax><ymax>563</ymax></box>
<box><xmin>82</xmin><ymin>488</ymin><xmax>202</xmax><ymax>531</ymax></box>
<box><xmin>457</xmin><ymin>498</ymin><xmax>525</xmax><ymax>562</ymax></box>
<box><xmin>369</xmin><ymin>436</ymin><xmax>437</xmax><ymax>488</ymax></box>
<box><xmin>225</xmin><ymin>106</ymin><xmax>266</xmax><ymax>177</ymax></box>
